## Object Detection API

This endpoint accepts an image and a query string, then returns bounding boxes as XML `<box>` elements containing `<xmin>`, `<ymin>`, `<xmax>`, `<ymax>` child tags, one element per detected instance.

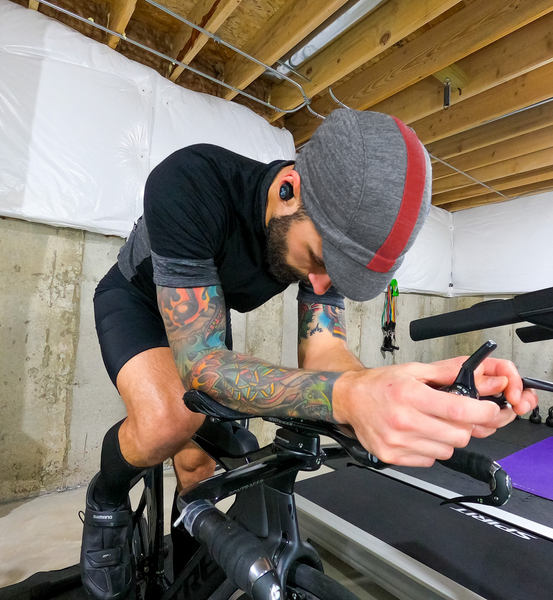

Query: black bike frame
<box><xmin>176</xmin><ymin>425</ymin><xmax>347</xmax><ymax>587</ymax></box>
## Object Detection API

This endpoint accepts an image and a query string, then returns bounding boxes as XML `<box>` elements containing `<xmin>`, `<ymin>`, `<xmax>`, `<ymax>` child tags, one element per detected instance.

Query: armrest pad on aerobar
<box><xmin>183</xmin><ymin>390</ymin><xmax>253</xmax><ymax>421</ymax></box>
<box><xmin>410</xmin><ymin>299</ymin><xmax>519</xmax><ymax>341</ymax></box>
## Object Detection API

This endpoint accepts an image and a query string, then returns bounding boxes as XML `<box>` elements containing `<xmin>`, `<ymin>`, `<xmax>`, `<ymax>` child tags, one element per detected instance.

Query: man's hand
<box><xmin>332</xmin><ymin>357</ymin><xmax>538</xmax><ymax>468</ymax></box>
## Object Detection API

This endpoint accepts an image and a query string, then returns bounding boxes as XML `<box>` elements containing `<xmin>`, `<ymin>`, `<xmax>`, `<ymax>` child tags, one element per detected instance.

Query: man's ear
<box><xmin>277</xmin><ymin>170</ymin><xmax>302</xmax><ymax>215</ymax></box>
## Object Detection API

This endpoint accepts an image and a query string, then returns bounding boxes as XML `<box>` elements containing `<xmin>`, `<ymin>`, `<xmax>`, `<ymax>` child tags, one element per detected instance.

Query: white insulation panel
<box><xmin>0</xmin><ymin>0</ymin><xmax>295</xmax><ymax>237</ymax></box>
<box><xmin>395</xmin><ymin>206</ymin><xmax>453</xmax><ymax>296</ymax></box>
<box><xmin>452</xmin><ymin>192</ymin><xmax>553</xmax><ymax>295</ymax></box>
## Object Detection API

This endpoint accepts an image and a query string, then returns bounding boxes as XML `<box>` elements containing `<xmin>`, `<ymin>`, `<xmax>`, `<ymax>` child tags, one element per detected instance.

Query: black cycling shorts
<box><xmin>94</xmin><ymin>263</ymin><xmax>232</xmax><ymax>387</ymax></box>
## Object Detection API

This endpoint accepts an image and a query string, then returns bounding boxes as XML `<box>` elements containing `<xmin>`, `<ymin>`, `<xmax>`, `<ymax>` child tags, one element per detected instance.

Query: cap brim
<box><xmin>323</xmin><ymin>240</ymin><xmax>400</xmax><ymax>302</ymax></box>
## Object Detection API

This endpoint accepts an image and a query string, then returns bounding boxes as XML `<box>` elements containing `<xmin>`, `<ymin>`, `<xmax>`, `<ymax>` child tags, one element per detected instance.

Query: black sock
<box><xmin>93</xmin><ymin>419</ymin><xmax>144</xmax><ymax>509</ymax></box>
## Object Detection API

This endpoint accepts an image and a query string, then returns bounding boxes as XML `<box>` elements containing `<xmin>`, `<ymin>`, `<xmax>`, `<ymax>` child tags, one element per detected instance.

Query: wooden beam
<box><xmin>427</xmin><ymin>99</ymin><xmax>553</xmax><ymax>161</ymax></box>
<box><xmin>221</xmin><ymin>0</ymin><xmax>349</xmax><ymax>101</ymax></box>
<box><xmin>413</xmin><ymin>60</ymin><xmax>553</xmax><ymax>145</ymax></box>
<box><xmin>432</xmin><ymin>124</ymin><xmax>553</xmax><ymax>179</ymax></box>
<box><xmin>169</xmin><ymin>0</ymin><xmax>242</xmax><ymax>82</ymax></box>
<box><xmin>432</xmin><ymin>147</ymin><xmax>553</xmax><ymax>194</ymax></box>
<box><xmin>267</xmin><ymin>0</ymin><xmax>460</xmax><ymax>116</ymax></box>
<box><xmin>433</xmin><ymin>166</ymin><xmax>553</xmax><ymax>205</ymax></box>
<box><xmin>432</xmin><ymin>63</ymin><xmax>469</xmax><ymax>90</ymax></box>
<box><xmin>29</xmin><ymin>0</ymin><xmax>39</xmax><ymax>9</ymax></box>
<box><xmin>287</xmin><ymin>0</ymin><xmax>553</xmax><ymax>144</ymax></box>
<box><xmin>107</xmin><ymin>0</ymin><xmax>137</xmax><ymax>50</ymax></box>
<box><xmin>370</xmin><ymin>10</ymin><xmax>553</xmax><ymax>126</ymax></box>
<box><xmin>441</xmin><ymin>179</ymin><xmax>553</xmax><ymax>211</ymax></box>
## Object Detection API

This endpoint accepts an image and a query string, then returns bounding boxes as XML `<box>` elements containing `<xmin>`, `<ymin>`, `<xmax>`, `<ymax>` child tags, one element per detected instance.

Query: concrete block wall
<box><xmin>1</xmin><ymin>217</ymin><xmax>552</xmax><ymax>503</ymax></box>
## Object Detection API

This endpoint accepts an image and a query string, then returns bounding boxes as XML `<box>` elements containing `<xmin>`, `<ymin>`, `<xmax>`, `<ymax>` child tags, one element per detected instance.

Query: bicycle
<box><xmin>130</xmin><ymin>341</ymin><xmax>517</xmax><ymax>600</ymax></box>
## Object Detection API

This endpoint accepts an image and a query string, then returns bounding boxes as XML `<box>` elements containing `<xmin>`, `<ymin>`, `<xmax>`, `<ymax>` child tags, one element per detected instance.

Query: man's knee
<box><xmin>123</xmin><ymin>409</ymin><xmax>203</xmax><ymax>465</ymax></box>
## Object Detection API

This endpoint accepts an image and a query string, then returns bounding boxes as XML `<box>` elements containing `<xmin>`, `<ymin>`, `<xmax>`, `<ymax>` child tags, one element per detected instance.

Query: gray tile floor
<box><xmin>0</xmin><ymin>468</ymin><xmax>398</xmax><ymax>599</ymax></box>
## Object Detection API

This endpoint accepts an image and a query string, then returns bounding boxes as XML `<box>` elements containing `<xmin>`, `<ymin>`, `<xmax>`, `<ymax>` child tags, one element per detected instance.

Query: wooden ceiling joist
<box><xmin>107</xmin><ymin>0</ymin><xmax>138</xmax><ymax>50</ymax></box>
<box><xmin>433</xmin><ymin>166</ymin><xmax>553</xmax><ymax>206</ymax></box>
<box><xmin>221</xmin><ymin>0</ymin><xmax>349</xmax><ymax>102</ymax></box>
<box><xmin>28</xmin><ymin>0</ymin><xmax>39</xmax><ymax>9</ymax></box>
<box><xmin>432</xmin><ymin>147</ymin><xmax>553</xmax><ymax>195</ymax></box>
<box><xmin>267</xmin><ymin>0</ymin><xmax>460</xmax><ymax>119</ymax></box>
<box><xmin>367</xmin><ymin>10</ymin><xmax>553</xmax><ymax>127</ymax></box>
<box><xmin>432</xmin><ymin>124</ymin><xmax>553</xmax><ymax>180</ymax></box>
<box><xmin>169</xmin><ymin>0</ymin><xmax>242</xmax><ymax>82</ymax></box>
<box><xmin>413</xmin><ymin>60</ymin><xmax>553</xmax><ymax>146</ymax></box>
<box><xmin>441</xmin><ymin>179</ymin><xmax>553</xmax><ymax>212</ymax></box>
<box><xmin>286</xmin><ymin>0</ymin><xmax>553</xmax><ymax>145</ymax></box>
<box><xmin>427</xmin><ymin>100</ymin><xmax>553</xmax><ymax>162</ymax></box>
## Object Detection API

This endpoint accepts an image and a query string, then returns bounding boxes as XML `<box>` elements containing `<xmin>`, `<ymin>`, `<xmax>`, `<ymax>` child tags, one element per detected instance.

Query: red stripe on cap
<box><xmin>367</xmin><ymin>117</ymin><xmax>426</xmax><ymax>273</ymax></box>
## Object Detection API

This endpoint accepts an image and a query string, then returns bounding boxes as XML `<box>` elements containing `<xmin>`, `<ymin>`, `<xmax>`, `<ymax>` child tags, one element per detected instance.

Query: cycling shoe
<box><xmin>80</xmin><ymin>473</ymin><xmax>133</xmax><ymax>600</ymax></box>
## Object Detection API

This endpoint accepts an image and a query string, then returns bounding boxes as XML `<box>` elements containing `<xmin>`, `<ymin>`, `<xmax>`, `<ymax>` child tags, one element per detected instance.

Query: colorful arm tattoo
<box><xmin>298</xmin><ymin>302</ymin><xmax>347</xmax><ymax>345</ymax></box>
<box><xmin>157</xmin><ymin>285</ymin><xmax>340</xmax><ymax>421</ymax></box>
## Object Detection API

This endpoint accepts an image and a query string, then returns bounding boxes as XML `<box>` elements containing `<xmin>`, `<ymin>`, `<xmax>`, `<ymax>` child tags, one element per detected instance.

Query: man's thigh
<box><xmin>94</xmin><ymin>266</ymin><xmax>204</xmax><ymax>454</ymax></box>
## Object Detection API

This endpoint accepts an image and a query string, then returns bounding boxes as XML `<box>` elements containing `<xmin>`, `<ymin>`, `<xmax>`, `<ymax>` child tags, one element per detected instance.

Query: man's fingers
<box><xmin>421</xmin><ymin>387</ymin><xmax>500</xmax><ymax>425</ymax></box>
<box><xmin>475</xmin><ymin>375</ymin><xmax>509</xmax><ymax>396</ymax></box>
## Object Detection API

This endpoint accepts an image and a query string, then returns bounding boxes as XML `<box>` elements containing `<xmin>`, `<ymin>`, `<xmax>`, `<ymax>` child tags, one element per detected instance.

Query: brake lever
<box><xmin>439</xmin><ymin>341</ymin><xmax>513</xmax><ymax>506</ymax></box>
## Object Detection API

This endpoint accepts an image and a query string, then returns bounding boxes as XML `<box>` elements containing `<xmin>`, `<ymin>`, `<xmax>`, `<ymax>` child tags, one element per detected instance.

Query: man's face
<box><xmin>266</xmin><ymin>207</ymin><xmax>332</xmax><ymax>295</ymax></box>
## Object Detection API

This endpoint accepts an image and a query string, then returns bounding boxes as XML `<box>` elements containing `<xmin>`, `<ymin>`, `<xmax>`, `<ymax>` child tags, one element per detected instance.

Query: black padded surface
<box><xmin>327</xmin><ymin>418</ymin><xmax>553</xmax><ymax>527</ymax></box>
<box><xmin>296</xmin><ymin>465</ymin><xmax>553</xmax><ymax>600</ymax></box>
<box><xmin>298</xmin><ymin>419</ymin><xmax>553</xmax><ymax>600</ymax></box>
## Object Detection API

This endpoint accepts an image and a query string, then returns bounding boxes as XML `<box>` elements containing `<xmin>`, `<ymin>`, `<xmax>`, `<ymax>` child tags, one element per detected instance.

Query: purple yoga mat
<box><xmin>498</xmin><ymin>436</ymin><xmax>553</xmax><ymax>501</ymax></box>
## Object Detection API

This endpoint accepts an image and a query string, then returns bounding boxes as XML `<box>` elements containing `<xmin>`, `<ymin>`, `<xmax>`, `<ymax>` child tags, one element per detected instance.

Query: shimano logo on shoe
<box><xmin>93</xmin><ymin>514</ymin><xmax>113</xmax><ymax>520</ymax></box>
<box><xmin>450</xmin><ymin>507</ymin><xmax>537</xmax><ymax>540</ymax></box>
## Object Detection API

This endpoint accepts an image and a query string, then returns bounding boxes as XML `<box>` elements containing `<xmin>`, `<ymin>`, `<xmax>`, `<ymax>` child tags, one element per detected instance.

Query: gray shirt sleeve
<box><xmin>297</xmin><ymin>282</ymin><xmax>345</xmax><ymax>309</ymax></box>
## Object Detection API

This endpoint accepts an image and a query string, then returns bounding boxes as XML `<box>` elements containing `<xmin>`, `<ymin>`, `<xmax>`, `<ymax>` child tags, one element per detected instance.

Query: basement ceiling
<box><xmin>10</xmin><ymin>0</ymin><xmax>553</xmax><ymax>211</ymax></box>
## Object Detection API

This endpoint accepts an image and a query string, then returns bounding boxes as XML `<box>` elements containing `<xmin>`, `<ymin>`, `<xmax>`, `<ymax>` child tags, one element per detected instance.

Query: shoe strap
<box><xmin>85</xmin><ymin>508</ymin><xmax>131</xmax><ymax>528</ymax></box>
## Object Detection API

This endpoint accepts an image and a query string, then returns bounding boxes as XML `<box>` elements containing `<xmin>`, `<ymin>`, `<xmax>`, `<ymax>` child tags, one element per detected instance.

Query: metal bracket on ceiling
<box><xmin>443</xmin><ymin>78</ymin><xmax>451</xmax><ymax>110</ymax></box>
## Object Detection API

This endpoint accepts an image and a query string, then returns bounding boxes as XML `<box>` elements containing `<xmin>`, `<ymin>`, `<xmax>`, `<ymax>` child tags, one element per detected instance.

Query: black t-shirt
<box><xmin>117</xmin><ymin>144</ymin><xmax>344</xmax><ymax>313</ymax></box>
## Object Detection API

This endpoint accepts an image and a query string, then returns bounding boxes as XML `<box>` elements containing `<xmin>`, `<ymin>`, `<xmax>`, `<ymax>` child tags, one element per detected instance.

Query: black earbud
<box><xmin>279</xmin><ymin>182</ymin><xmax>294</xmax><ymax>201</ymax></box>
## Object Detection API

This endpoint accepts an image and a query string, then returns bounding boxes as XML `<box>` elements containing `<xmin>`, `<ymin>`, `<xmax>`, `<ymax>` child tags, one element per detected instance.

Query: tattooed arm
<box><xmin>157</xmin><ymin>284</ymin><xmax>342</xmax><ymax>422</ymax></box>
<box><xmin>298</xmin><ymin>301</ymin><xmax>364</xmax><ymax>372</ymax></box>
<box><xmin>157</xmin><ymin>285</ymin><xmax>537</xmax><ymax>466</ymax></box>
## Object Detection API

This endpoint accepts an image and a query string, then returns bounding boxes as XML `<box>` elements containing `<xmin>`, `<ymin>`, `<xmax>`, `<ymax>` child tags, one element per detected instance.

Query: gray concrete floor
<box><xmin>0</xmin><ymin>468</ymin><xmax>398</xmax><ymax>600</ymax></box>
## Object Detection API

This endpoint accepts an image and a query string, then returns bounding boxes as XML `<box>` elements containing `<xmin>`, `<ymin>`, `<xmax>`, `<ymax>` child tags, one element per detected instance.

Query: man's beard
<box><xmin>266</xmin><ymin>211</ymin><xmax>311</xmax><ymax>286</ymax></box>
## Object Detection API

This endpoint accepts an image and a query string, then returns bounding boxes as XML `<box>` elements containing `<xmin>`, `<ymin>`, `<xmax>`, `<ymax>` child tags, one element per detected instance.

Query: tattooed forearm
<box><xmin>157</xmin><ymin>285</ymin><xmax>340</xmax><ymax>422</ymax></box>
<box><xmin>187</xmin><ymin>349</ymin><xmax>340</xmax><ymax>421</ymax></box>
<box><xmin>298</xmin><ymin>302</ymin><xmax>347</xmax><ymax>344</ymax></box>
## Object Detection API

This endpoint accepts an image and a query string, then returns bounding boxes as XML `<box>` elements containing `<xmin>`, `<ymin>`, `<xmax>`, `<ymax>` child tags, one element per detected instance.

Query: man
<box><xmin>81</xmin><ymin>110</ymin><xmax>536</xmax><ymax>600</ymax></box>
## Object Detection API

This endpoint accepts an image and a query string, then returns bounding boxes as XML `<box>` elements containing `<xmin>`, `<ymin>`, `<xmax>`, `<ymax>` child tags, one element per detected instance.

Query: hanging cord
<box><xmin>381</xmin><ymin>279</ymin><xmax>399</xmax><ymax>353</ymax></box>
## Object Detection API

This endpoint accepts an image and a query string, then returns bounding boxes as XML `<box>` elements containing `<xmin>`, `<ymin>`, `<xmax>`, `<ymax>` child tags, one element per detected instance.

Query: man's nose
<box><xmin>308</xmin><ymin>273</ymin><xmax>332</xmax><ymax>295</ymax></box>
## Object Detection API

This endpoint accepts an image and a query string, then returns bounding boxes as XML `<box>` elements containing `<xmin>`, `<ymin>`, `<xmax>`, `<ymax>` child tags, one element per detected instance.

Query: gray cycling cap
<box><xmin>295</xmin><ymin>109</ymin><xmax>432</xmax><ymax>302</ymax></box>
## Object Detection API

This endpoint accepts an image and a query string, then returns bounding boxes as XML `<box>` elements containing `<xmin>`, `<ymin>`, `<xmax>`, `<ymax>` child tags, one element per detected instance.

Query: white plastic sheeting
<box><xmin>452</xmin><ymin>192</ymin><xmax>553</xmax><ymax>295</ymax></box>
<box><xmin>395</xmin><ymin>206</ymin><xmax>453</xmax><ymax>296</ymax></box>
<box><xmin>0</xmin><ymin>0</ymin><xmax>295</xmax><ymax>237</ymax></box>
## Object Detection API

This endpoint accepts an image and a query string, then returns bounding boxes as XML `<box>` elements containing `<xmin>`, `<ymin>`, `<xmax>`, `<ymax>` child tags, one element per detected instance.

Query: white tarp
<box><xmin>0</xmin><ymin>0</ymin><xmax>295</xmax><ymax>237</ymax></box>
<box><xmin>452</xmin><ymin>192</ymin><xmax>553</xmax><ymax>295</ymax></box>
<box><xmin>395</xmin><ymin>205</ymin><xmax>453</xmax><ymax>295</ymax></box>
